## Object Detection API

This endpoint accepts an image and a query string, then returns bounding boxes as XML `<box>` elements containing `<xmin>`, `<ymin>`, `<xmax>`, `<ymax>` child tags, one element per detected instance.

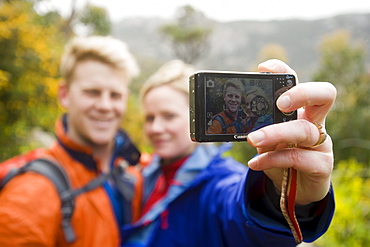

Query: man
<box><xmin>206</xmin><ymin>78</ymin><xmax>247</xmax><ymax>134</ymax></box>
<box><xmin>0</xmin><ymin>36</ymin><xmax>141</xmax><ymax>246</ymax></box>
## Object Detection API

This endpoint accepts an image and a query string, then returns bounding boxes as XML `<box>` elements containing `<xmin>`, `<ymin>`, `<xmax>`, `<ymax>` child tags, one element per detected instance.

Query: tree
<box><xmin>257</xmin><ymin>43</ymin><xmax>289</xmax><ymax>64</ymax></box>
<box><xmin>160</xmin><ymin>5</ymin><xmax>213</xmax><ymax>64</ymax></box>
<box><xmin>0</xmin><ymin>0</ymin><xmax>64</xmax><ymax>161</ymax></box>
<box><xmin>36</xmin><ymin>0</ymin><xmax>112</xmax><ymax>38</ymax></box>
<box><xmin>78</xmin><ymin>3</ymin><xmax>111</xmax><ymax>36</ymax></box>
<box><xmin>0</xmin><ymin>0</ymin><xmax>114</xmax><ymax>161</ymax></box>
<box><xmin>248</xmin><ymin>43</ymin><xmax>289</xmax><ymax>71</ymax></box>
<box><xmin>313</xmin><ymin>30</ymin><xmax>370</xmax><ymax>164</ymax></box>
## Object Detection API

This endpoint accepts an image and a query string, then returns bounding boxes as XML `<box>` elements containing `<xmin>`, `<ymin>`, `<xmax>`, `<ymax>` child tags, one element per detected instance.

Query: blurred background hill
<box><xmin>1</xmin><ymin>0</ymin><xmax>370</xmax><ymax>167</ymax></box>
<box><xmin>113</xmin><ymin>13</ymin><xmax>370</xmax><ymax>82</ymax></box>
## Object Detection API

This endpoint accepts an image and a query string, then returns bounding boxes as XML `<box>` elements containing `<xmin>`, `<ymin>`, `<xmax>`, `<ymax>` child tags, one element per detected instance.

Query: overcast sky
<box><xmin>43</xmin><ymin>0</ymin><xmax>370</xmax><ymax>22</ymax></box>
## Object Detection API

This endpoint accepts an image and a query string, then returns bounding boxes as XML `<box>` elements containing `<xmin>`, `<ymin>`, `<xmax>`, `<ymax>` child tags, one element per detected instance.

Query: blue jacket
<box><xmin>247</xmin><ymin>113</ymin><xmax>273</xmax><ymax>133</ymax></box>
<box><xmin>121</xmin><ymin>144</ymin><xmax>334</xmax><ymax>247</ymax></box>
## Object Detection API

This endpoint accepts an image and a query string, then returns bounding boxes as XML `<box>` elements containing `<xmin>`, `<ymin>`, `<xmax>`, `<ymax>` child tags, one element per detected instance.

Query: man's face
<box><xmin>59</xmin><ymin>60</ymin><xmax>128</xmax><ymax>148</ymax></box>
<box><xmin>223</xmin><ymin>86</ymin><xmax>242</xmax><ymax>113</ymax></box>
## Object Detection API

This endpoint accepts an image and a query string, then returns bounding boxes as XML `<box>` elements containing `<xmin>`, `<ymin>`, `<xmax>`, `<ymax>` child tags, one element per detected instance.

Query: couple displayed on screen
<box><xmin>206</xmin><ymin>79</ymin><xmax>272</xmax><ymax>135</ymax></box>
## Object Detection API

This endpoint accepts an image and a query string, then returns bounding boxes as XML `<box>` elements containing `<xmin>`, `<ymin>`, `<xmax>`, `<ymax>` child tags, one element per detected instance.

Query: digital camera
<box><xmin>189</xmin><ymin>71</ymin><xmax>297</xmax><ymax>142</ymax></box>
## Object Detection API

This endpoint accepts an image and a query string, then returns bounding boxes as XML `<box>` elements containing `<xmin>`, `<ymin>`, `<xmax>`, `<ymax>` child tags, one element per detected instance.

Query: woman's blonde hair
<box><xmin>60</xmin><ymin>36</ymin><xmax>139</xmax><ymax>86</ymax></box>
<box><xmin>245</xmin><ymin>85</ymin><xmax>268</xmax><ymax>99</ymax></box>
<box><xmin>139</xmin><ymin>60</ymin><xmax>195</xmax><ymax>103</ymax></box>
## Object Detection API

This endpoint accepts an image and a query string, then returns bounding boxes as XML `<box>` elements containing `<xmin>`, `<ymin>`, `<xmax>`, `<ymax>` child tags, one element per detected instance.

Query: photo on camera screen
<box><xmin>204</xmin><ymin>76</ymin><xmax>274</xmax><ymax>136</ymax></box>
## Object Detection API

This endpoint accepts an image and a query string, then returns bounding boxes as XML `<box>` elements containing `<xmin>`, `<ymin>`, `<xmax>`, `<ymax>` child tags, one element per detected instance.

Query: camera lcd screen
<box><xmin>189</xmin><ymin>71</ymin><xmax>296</xmax><ymax>142</ymax></box>
<box><xmin>205</xmin><ymin>76</ymin><xmax>274</xmax><ymax>136</ymax></box>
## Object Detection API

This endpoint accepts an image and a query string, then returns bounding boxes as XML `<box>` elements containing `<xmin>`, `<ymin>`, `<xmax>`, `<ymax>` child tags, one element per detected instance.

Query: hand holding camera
<box><xmin>190</xmin><ymin>70</ymin><xmax>297</xmax><ymax>142</ymax></box>
<box><xmin>246</xmin><ymin>59</ymin><xmax>336</xmax><ymax>206</ymax></box>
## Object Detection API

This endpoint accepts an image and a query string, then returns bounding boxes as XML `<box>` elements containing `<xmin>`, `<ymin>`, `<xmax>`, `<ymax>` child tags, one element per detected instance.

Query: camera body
<box><xmin>189</xmin><ymin>71</ymin><xmax>297</xmax><ymax>142</ymax></box>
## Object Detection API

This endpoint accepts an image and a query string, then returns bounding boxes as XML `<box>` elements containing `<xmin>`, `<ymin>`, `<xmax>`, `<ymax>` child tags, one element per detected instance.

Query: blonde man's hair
<box><xmin>223</xmin><ymin>78</ymin><xmax>244</xmax><ymax>95</ymax></box>
<box><xmin>60</xmin><ymin>36</ymin><xmax>139</xmax><ymax>86</ymax></box>
<box><xmin>139</xmin><ymin>60</ymin><xmax>195</xmax><ymax>103</ymax></box>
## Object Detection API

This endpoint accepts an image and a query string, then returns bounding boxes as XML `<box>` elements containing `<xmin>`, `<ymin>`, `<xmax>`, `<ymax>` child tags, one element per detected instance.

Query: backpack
<box><xmin>213</xmin><ymin>114</ymin><xmax>244</xmax><ymax>134</ymax></box>
<box><xmin>0</xmin><ymin>155</ymin><xmax>128</xmax><ymax>243</ymax></box>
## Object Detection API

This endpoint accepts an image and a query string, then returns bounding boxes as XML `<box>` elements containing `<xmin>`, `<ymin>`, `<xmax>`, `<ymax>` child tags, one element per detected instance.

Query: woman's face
<box><xmin>245</xmin><ymin>93</ymin><xmax>257</xmax><ymax>117</ymax></box>
<box><xmin>143</xmin><ymin>85</ymin><xmax>195</xmax><ymax>163</ymax></box>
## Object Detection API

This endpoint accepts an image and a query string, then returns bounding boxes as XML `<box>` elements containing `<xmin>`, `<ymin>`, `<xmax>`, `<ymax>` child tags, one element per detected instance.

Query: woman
<box><xmin>121</xmin><ymin>59</ymin><xmax>336</xmax><ymax>247</ymax></box>
<box><xmin>244</xmin><ymin>85</ymin><xmax>273</xmax><ymax>132</ymax></box>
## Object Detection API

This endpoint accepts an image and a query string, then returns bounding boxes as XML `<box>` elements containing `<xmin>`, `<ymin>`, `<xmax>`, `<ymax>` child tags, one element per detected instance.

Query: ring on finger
<box><xmin>312</xmin><ymin>122</ymin><xmax>327</xmax><ymax>148</ymax></box>
<box><xmin>287</xmin><ymin>143</ymin><xmax>297</xmax><ymax>148</ymax></box>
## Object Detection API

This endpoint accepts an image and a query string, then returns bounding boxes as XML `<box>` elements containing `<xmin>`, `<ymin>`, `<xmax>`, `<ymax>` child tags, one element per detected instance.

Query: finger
<box><xmin>248</xmin><ymin>146</ymin><xmax>333</xmax><ymax>173</ymax></box>
<box><xmin>247</xmin><ymin>148</ymin><xmax>333</xmax><ymax>204</ymax></box>
<box><xmin>276</xmin><ymin>82</ymin><xmax>337</xmax><ymax>123</ymax></box>
<box><xmin>258</xmin><ymin>59</ymin><xmax>298</xmax><ymax>82</ymax></box>
<box><xmin>258</xmin><ymin>60</ymin><xmax>337</xmax><ymax>123</ymax></box>
<box><xmin>254</xmin><ymin>143</ymin><xmax>285</xmax><ymax>155</ymax></box>
<box><xmin>247</xmin><ymin>120</ymin><xmax>331</xmax><ymax>150</ymax></box>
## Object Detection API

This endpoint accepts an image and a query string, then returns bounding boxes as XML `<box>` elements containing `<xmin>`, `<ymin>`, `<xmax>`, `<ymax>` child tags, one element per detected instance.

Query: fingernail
<box><xmin>259</xmin><ymin>60</ymin><xmax>275</xmax><ymax>69</ymax></box>
<box><xmin>248</xmin><ymin>156</ymin><xmax>259</xmax><ymax>170</ymax></box>
<box><xmin>247</xmin><ymin>131</ymin><xmax>265</xmax><ymax>145</ymax></box>
<box><xmin>277</xmin><ymin>95</ymin><xmax>291</xmax><ymax>110</ymax></box>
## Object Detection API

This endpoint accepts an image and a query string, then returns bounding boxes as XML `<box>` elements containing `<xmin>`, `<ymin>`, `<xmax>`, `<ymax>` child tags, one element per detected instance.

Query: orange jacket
<box><xmin>206</xmin><ymin>110</ymin><xmax>247</xmax><ymax>134</ymax></box>
<box><xmin>0</xmin><ymin>116</ymin><xmax>142</xmax><ymax>247</ymax></box>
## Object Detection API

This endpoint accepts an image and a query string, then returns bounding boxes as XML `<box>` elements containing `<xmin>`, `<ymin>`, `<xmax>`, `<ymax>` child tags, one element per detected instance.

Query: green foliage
<box><xmin>223</xmin><ymin>142</ymin><xmax>257</xmax><ymax>165</ymax></box>
<box><xmin>160</xmin><ymin>5</ymin><xmax>213</xmax><ymax>64</ymax></box>
<box><xmin>79</xmin><ymin>4</ymin><xmax>111</xmax><ymax>36</ymax></box>
<box><xmin>248</xmin><ymin>43</ymin><xmax>289</xmax><ymax>70</ymax></box>
<box><xmin>313</xmin><ymin>30</ymin><xmax>370</xmax><ymax>164</ymax></box>
<box><xmin>257</xmin><ymin>43</ymin><xmax>288</xmax><ymax>63</ymax></box>
<box><xmin>0</xmin><ymin>0</ymin><xmax>63</xmax><ymax>161</ymax></box>
<box><xmin>128</xmin><ymin>57</ymin><xmax>164</xmax><ymax>96</ymax></box>
<box><xmin>0</xmin><ymin>0</ymin><xmax>114</xmax><ymax>161</ymax></box>
<box><xmin>316</xmin><ymin>159</ymin><xmax>370</xmax><ymax>246</ymax></box>
<box><xmin>122</xmin><ymin>92</ymin><xmax>151</xmax><ymax>153</ymax></box>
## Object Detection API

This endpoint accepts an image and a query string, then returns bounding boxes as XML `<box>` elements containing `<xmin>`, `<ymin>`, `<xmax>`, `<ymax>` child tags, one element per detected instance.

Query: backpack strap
<box><xmin>57</xmin><ymin>162</ymin><xmax>130</xmax><ymax>236</ymax></box>
<box><xmin>1</xmin><ymin>158</ymin><xmax>76</xmax><ymax>243</ymax></box>
<box><xmin>0</xmin><ymin>158</ymin><xmax>129</xmax><ymax>243</ymax></box>
<box><xmin>213</xmin><ymin>115</ymin><xmax>227</xmax><ymax>134</ymax></box>
<box><xmin>214</xmin><ymin>114</ymin><xmax>242</xmax><ymax>134</ymax></box>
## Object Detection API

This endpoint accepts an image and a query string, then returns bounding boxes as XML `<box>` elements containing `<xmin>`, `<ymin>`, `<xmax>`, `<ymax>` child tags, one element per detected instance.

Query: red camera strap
<box><xmin>280</xmin><ymin>167</ymin><xmax>303</xmax><ymax>244</ymax></box>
